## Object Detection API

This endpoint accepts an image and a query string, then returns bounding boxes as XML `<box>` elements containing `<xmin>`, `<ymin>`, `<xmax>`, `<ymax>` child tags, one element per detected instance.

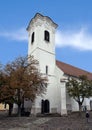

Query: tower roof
<box><xmin>26</xmin><ymin>13</ymin><xmax>58</xmax><ymax>31</ymax></box>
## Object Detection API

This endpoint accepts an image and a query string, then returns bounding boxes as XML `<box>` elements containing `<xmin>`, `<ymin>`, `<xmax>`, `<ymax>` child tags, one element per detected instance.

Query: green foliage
<box><xmin>66</xmin><ymin>75</ymin><xmax>92</xmax><ymax>111</ymax></box>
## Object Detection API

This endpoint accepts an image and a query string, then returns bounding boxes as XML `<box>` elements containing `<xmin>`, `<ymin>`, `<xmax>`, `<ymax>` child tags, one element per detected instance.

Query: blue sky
<box><xmin>0</xmin><ymin>0</ymin><xmax>92</xmax><ymax>72</ymax></box>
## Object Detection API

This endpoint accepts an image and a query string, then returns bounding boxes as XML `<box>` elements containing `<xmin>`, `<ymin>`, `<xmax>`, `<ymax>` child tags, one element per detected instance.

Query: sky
<box><xmin>0</xmin><ymin>0</ymin><xmax>92</xmax><ymax>72</ymax></box>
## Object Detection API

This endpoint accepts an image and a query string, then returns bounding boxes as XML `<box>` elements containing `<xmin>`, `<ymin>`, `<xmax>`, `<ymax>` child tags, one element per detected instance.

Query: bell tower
<box><xmin>27</xmin><ymin>14</ymin><xmax>59</xmax><ymax>114</ymax></box>
<box><xmin>27</xmin><ymin>13</ymin><xmax>58</xmax><ymax>75</ymax></box>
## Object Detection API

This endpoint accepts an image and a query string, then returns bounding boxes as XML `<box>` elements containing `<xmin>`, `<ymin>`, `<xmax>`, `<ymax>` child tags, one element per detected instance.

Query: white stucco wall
<box><xmin>55</xmin><ymin>66</ymin><xmax>67</xmax><ymax>114</ymax></box>
<box><xmin>27</xmin><ymin>14</ymin><xmax>59</xmax><ymax>114</ymax></box>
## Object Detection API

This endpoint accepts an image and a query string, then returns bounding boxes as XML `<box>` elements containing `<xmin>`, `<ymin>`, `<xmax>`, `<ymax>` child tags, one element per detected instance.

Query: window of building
<box><xmin>46</xmin><ymin>65</ymin><xmax>48</xmax><ymax>74</ymax></box>
<box><xmin>44</xmin><ymin>30</ymin><xmax>50</xmax><ymax>42</ymax></box>
<box><xmin>31</xmin><ymin>32</ymin><xmax>34</xmax><ymax>44</ymax></box>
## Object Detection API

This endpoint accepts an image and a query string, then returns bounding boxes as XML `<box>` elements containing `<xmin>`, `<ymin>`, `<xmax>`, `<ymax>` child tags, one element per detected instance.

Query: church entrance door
<box><xmin>41</xmin><ymin>99</ymin><xmax>50</xmax><ymax>114</ymax></box>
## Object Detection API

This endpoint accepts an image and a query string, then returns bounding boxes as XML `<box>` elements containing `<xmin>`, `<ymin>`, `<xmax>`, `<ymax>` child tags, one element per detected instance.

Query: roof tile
<box><xmin>56</xmin><ymin>60</ymin><xmax>92</xmax><ymax>80</ymax></box>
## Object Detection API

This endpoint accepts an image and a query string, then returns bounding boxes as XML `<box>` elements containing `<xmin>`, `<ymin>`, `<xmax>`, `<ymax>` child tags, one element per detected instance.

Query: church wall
<box><xmin>32</xmin><ymin>75</ymin><xmax>59</xmax><ymax>114</ymax></box>
<box><xmin>55</xmin><ymin>66</ymin><xmax>81</xmax><ymax>113</ymax></box>
<box><xmin>66</xmin><ymin>92</ymin><xmax>72</xmax><ymax>111</ymax></box>
<box><xmin>55</xmin><ymin>66</ymin><xmax>62</xmax><ymax>113</ymax></box>
<box><xmin>28</xmin><ymin>27</ymin><xmax>38</xmax><ymax>56</ymax></box>
<box><xmin>84</xmin><ymin>98</ymin><xmax>90</xmax><ymax>110</ymax></box>
<box><xmin>36</xmin><ymin>49</ymin><xmax>55</xmax><ymax>75</ymax></box>
<box><xmin>55</xmin><ymin>66</ymin><xmax>67</xmax><ymax>114</ymax></box>
<box><xmin>36</xmin><ymin>25</ymin><xmax>55</xmax><ymax>54</ymax></box>
<box><xmin>71</xmin><ymin>98</ymin><xmax>90</xmax><ymax>112</ymax></box>
<box><xmin>71</xmin><ymin>98</ymin><xmax>79</xmax><ymax>111</ymax></box>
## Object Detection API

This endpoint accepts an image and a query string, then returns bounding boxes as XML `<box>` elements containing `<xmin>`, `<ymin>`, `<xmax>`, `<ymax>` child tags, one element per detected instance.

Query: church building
<box><xmin>27</xmin><ymin>13</ymin><xmax>92</xmax><ymax>115</ymax></box>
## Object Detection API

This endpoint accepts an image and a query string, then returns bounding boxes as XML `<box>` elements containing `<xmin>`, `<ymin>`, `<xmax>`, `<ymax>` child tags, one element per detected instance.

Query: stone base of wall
<box><xmin>61</xmin><ymin>109</ymin><xmax>67</xmax><ymax>115</ymax></box>
<box><xmin>86</xmin><ymin>105</ymin><xmax>90</xmax><ymax>111</ymax></box>
<box><xmin>31</xmin><ymin>107</ymin><xmax>58</xmax><ymax>114</ymax></box>
<box><xmin>31</xmin><ymin>107</ymin><xmax>41</xmax><ymax>115</ymax></box>
<box><xmin>51</xmin><ymin>108</ymin><xmax>57</xmax><ymax>113</ymax></box>
<box><xmin>13</xmin><ymin>106</ymin><xmax>67</xmax><ymax>116</ymax></box>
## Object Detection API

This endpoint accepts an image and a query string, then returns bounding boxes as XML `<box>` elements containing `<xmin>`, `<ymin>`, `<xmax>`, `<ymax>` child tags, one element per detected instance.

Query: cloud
<box><xmin>56</xmin><ymin>27</ymin><xmax>92</xmax><ymax>51</ymax></box>
<box><xmin>0</xmin><ymin>28</ymin><xmax>28</xmax><ymax>41</ymax></box>
<box><xmin>1</xmin><ymin>26</ymin><xmax>92</xmax><ymax>51</ymax></box>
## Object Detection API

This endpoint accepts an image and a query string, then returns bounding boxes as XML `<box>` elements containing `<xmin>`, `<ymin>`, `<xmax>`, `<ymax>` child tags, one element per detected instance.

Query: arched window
<box><xmin>31</xmin><ymin>32</ymin><xmax>34</xmax><ymax>44</ymax></box>
<box><xmin>44</xmin><ymin>30</ymin><xmax>50</xmax><ymax>42</ymax></box>
<box><xmin>46</xmin><ymin>65</ymin><xmax>48</xmax><ymax>75</ymax></box>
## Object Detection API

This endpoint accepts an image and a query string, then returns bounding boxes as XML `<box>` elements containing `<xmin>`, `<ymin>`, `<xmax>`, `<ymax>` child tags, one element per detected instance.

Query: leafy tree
<box><xmin>0</xmin><ymin>63</ymin><xmax>17</xmax><ymax>115</ymax></box>
<box><xmin>1</xmin><ymin>55</ymin><xmax>48</xmax><ymax>116</ymax></box>
<box><xmin>0</xmin><ymin>64</ymin><xmax>14</xmax><ymax>116</ymax></box>
<box><xmin>66</xmin><ymin>75</ymin><xmax>92</xmax><ymax>112</ymax></box>
<box><xmin>0</xmin><ymin>64</ymin><xmax>4</xmax><ymax>87</ymax></box>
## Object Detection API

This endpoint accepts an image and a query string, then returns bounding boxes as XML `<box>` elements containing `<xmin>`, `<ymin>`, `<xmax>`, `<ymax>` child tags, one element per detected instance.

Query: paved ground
<box><xmin>0</xmin><ymin>111</ymin><xmax>92</xmax><ymax>130</ymax></box>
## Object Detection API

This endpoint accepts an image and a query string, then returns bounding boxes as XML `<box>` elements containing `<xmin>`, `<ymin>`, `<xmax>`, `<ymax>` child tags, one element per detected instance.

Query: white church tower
<box><xmin>27</xmin><ymin>13</ymin><xmax>58</xmax><ymax>114</ymax></box>
<box><xmin>27</xmin><ymin>13</ymin><xmax>57</xmax><ymax>75</ymax></box>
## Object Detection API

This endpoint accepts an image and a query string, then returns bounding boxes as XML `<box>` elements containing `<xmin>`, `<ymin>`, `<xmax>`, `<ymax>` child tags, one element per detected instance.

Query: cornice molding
<box><xmin>27</xmin><ymin>13</ymin><xmax>58</xmax><ymax>31</ymax></box>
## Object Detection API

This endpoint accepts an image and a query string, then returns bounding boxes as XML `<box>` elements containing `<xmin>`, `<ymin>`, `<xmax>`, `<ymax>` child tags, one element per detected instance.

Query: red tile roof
<box><xmin>56</xmin><ymin>60</ymin><xmax>92</xmax><ymax>80</ymax></box>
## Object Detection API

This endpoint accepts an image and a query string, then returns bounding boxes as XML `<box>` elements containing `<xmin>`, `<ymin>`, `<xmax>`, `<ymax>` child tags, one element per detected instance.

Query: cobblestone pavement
<box><xmin>0</xmin><ymin>111</ymin><xmax>92</xmax><ymax>130</ymax></box>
